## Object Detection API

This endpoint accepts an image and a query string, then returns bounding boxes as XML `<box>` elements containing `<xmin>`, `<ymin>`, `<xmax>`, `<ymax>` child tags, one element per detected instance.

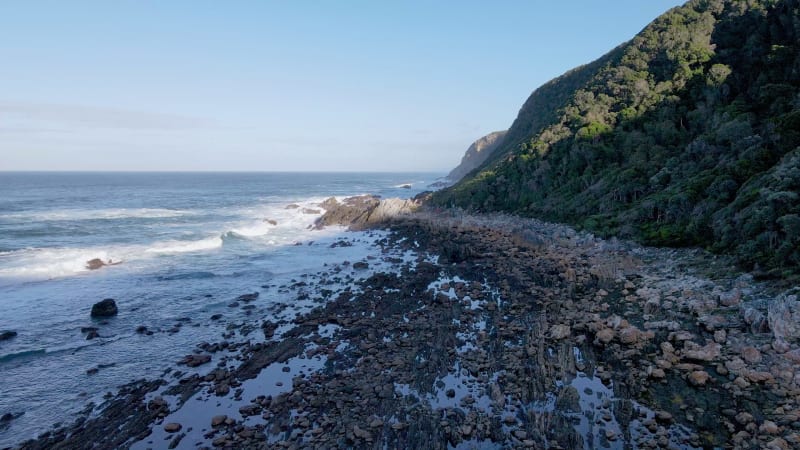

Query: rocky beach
<box><xmin>8</xmin><ymin>196</ymin><xmax>800</xmax><ymax>450</ymax></box>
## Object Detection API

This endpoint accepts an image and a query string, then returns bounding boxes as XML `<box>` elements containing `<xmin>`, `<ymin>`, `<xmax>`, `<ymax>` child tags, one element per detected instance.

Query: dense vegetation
<box><xmin>435</xmin><ymin>0</ymin><xmax>800</xmax><ymax>278</ymax></box>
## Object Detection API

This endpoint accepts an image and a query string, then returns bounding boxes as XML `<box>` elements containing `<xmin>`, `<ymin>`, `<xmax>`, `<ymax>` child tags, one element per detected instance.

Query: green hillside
<box><xmin>434</xmin><ymin>0</ymin><xmax>800</xmax><ymax>278</ymax></box>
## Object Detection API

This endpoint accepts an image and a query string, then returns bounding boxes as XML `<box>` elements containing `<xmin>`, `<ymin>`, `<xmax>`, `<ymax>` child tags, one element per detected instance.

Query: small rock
<box><xmin>352</xmin><ymin>425</ymin><xmax>372</xmax><ymax>440</ymax></box>
<box><xmin>619</xmin><ymin>326</ymin><xmax>641</xmax><ymax>345</ymax></box>
<box><xmin>655</xmin><ymin>410</ymin><xmax>673</xmax><ymax>423</ymax></box>
<box><xmin>760</xmin><ymin>420</ymin><xmax>779</xmax><ymax>434</ymax></box>
<box><xmin>164</xmin><ymin>422</ymin><xmax>182</xmax><ymax>433</ymax></box>
<box><xmin>688</xmin><ymin>370</ymin><xmax>710</xmax><ymax>387</ymax></box>
<box><xmin>353</xmin><ymin>261</ymin><xmax>369</xmax><ymax>270</ymax></box>
<box><xmin>179</xmin><ymin>354</ymin><xmax>211</xmax><ymax>367</ymax></box>
<box><xmin>741</xmin><ymin>346</ymin><xmax>762</xmax><ymax>364</ymax></box>
<box><xmin>0</xmin><ymin>330</ymin><xmax>17</xmax><ymax>341</ymax></box>
<box><xmin>549</xmin><ymin>324</ymin><xmax>570</xmax><ymax>340</ymax></box>
<box><xmin>596</xmin><ymin>328</ymin><xmax>614</xmax><ymax>345</ymax></box>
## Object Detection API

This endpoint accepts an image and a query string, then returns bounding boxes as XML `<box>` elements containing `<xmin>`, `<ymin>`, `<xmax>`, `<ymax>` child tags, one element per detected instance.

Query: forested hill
<box><xmin>433</xmin><ymin>0</ymin><xmax>800</xmax><ymax>278</ymax></box>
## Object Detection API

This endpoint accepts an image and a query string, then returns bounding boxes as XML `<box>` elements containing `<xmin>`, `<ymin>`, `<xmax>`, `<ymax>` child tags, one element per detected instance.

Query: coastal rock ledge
<box><xmin>314</xmin><ymin>195</ymin><xmax>419</xmax><ymax>230</ymax></box>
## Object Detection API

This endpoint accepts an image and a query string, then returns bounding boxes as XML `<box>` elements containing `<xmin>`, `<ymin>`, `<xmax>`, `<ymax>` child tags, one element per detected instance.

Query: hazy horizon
<box><xmin>1</xmin><ymin>1</ymin><xmax>683</xmax><ymax>172</ymax></box>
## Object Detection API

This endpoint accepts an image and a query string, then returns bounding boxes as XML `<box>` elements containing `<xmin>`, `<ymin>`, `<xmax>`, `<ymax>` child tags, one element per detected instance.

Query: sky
<box><xmin>0</xmin><ymin>1</ymin><xmax>685</xmax><ymax>172</ymax></box>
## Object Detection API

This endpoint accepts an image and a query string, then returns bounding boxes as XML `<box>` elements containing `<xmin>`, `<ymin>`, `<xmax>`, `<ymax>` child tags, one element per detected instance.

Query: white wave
<box><xmin>1</xmin><ymin>208</ymin><xmax>191</xmax><ymax>222</ymax></box>
<box><xmin>145</xmin><ymin>236</ymin><xmax>223</xmax><ymax>254</ymax></box>
<box><xmin>228</xmin><ymin>222</ymin><xmax>274</xmax><ymax>238</ymax></box>
<box><xmin>0</xmin><ymin>247</ymin><xmax>121</xmax><ymax>280</ymax></box>
<box><xmin>393</xmin><ymin>183</ymin><xmax>413</xmax><ymax>188</ymax></box>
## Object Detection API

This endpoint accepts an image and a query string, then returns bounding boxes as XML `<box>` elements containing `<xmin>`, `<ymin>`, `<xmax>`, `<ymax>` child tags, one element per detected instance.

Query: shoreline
<box><xmin>10</xmin><ymin>203</ymin><xmax>800</xmax><ymax>449</ymax></box>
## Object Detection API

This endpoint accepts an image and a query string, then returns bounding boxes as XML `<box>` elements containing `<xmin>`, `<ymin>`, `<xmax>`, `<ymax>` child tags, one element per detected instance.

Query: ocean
<box><xmin>0</xmin><ymin>171</ymin><xmax>440</xmax><ymax>447</ymax></box>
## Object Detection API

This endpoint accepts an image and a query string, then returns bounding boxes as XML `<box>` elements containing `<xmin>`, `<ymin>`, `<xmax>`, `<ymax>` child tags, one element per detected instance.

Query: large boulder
<box><xmin>90</xmin><ymin>299</ymin><xmax>118</xmax><ymax>318</ymax></box>
<box><xmin>768</xmin><ymin>292</ymin><xmax>800</xmax><ymax>343</ymax></box>
<box><xmin>314</xmin><ymin>195</ymin><xmax>419</xmax><ymax>230</ymax></box>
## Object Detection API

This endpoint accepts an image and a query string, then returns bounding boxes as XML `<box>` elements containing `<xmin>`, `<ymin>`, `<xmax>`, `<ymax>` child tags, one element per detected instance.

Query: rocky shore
<box><xmin>11</xmin><ymin>199</ymin><xmax>800</xmax><ymax>449</ymax></box>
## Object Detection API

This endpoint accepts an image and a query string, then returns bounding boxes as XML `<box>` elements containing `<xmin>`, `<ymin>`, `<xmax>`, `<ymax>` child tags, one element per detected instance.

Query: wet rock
<box><xmin>135</xmin><ymin>326</ymin><xmax>149</xmax><ymax>334</ymax></box>
<box><xmin>179</xmin><ymin>354</ymin><xmax>211</xmax><ymax>367</ymax></box>
<box><xmin>85</xmin><ymin>330</ymin><xmax>100</xmax><ymax>340</ymax></box>
<box><xmin>164</xmin><ymin>422</ymin><xmax>182</xmax><ymax>433</ymax></box>
<box><xmin>211</xmin><ymin>415</ymin><xmax>227</xmax><ymax>427</ymax></box>
<box><xmin>91</xmin><ymin>299</ymin><xmax>118</xmax><ymax>318</ymax></box>
<box><xmin>353</xmin><ymin>261</ymin><xmax>369</xmax><ymax>270</ymax></box>
<box><xmin>0</xmin><ymin>330</ymin><xmax>17</xmax><ymax>341</ymax></box>
<box><xmin>236</xmin><ymin>292</ymin><xmax>259</xmax><ymax>302</ymax></box>
<box><xmin>285</xmin><ymin>204</ymin><xmax>300</xmax><ymax>209</ymax></box>
<box><xmin>302</xmin><ymin>208</ymin><xmax>321</xmax><ymax>214</ymax></box>
<box><xmin>264</xmin><ymin>219</ymin><xmax>278</xmax><ymax>226</ymax></box>
<box><xmin>1</xmin><ymin>413</ymin><xmax>14</xmax><ymax>422</ymax></box>
<box><xmin>85</xmin><ymin>258</ymin><xmax>106</xmax><ymax>270</ymax></box>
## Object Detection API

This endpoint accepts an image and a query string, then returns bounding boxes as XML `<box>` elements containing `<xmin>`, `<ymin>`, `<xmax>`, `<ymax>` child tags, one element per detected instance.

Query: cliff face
<box><xmin>435</xmin><ymin>0</ymin><xmax>800</xmax><ymax>277</ymax></box>
<box><xmin>447</xmin><ymin>131</ymin><xmax>507</xmax><ymax>181</ymax></box>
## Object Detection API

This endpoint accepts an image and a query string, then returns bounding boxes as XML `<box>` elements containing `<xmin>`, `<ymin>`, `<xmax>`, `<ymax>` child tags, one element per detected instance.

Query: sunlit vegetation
<box><xmin>434</xmin><ymin>0</ymin><xmax>800</xmax><ymax>277</ymax></box>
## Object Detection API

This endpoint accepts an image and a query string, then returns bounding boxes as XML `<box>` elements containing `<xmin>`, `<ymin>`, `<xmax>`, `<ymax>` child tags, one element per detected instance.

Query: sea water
<box><xmin>0</xmin><ymin>171</ymin><xmax>439</xmax><ymax>447</ymax></box>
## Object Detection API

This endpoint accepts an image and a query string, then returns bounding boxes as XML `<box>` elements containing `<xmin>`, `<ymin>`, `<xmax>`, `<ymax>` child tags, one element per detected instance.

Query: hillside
<box><xmin>447</xmin><ymin>130</ymin><xmax>508</xmax><ymax>181</ymax></box>
<box><xmin>434</xmin><ymin>0</ymin><xmax>800</xmax><ymax>278</ymax></box>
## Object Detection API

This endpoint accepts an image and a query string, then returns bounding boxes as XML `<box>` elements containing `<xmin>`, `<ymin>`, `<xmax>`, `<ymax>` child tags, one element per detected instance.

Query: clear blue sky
<box><xmin>0</xmin><ymin>1</ymin><xmax>684</xmax><ymax>172</ymax></box>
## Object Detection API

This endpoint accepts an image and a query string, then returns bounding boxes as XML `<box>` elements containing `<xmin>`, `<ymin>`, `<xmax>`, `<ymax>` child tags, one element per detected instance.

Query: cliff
<box><xmin>447</xmin><ymin>130</ymin><xmax>507</xmax><ymax>181</ymax></box>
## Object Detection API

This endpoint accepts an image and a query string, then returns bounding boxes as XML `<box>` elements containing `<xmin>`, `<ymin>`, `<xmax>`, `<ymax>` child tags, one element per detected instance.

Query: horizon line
<box><xmin>0</xmin><ymin>169</ymin><xmax>448</xmax><ymax>174</ymax></box>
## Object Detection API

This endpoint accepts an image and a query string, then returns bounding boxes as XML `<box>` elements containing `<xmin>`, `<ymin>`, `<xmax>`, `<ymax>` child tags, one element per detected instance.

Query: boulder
<box><xmin>90</xmin><ymin>299</ymin><xmax>118</xmax><ymax>318</ymax></box>
<box><xmin>85</xmin><ymin>258</ymin><xmax>106</xmax><ymax>270</ymax></box>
